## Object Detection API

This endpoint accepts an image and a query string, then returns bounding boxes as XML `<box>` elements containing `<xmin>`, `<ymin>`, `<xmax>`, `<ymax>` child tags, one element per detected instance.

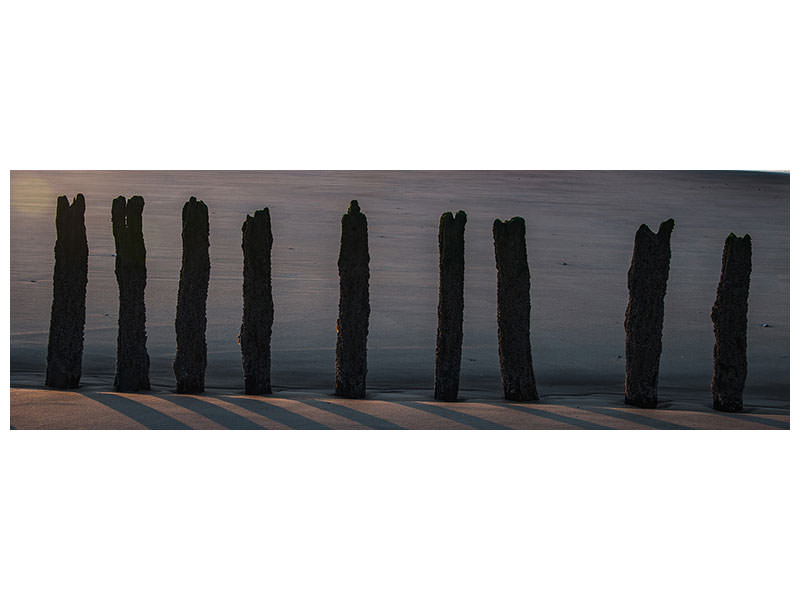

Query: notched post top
<box><xmin>46</xmin><ymin>193</ymin><xmax>89</xmax><ymax>389</ymax></box>
<box><xmin>624</xmin><ymin>217</ymin><xmax>675</xmax><ymax>408</ymax></box>
<box><xmin>112</xmin><ymin>195</ymin><xmax>145</xmax><ymax>225</ymax></box>
<box><xmin>441</xmin><ymin>210</ymin><xmax>467</xmax><ymax>227</ymax></box>
<box><xmin>721</xmin><ymin>233</ymin><xmax>752</xmax><ymax>268</ymax></box>
<box><xmin>55</xmin><ymin>194</ymin><xmax>87</xmax><ymax>242</ymax></box>
<box><xmin>636</xmin><ymin>218</ymin><xmax>675</xmax><ymax>240</ymax></box>
<box><xmin>56</xmin><ymin>193</ymin><xmax>85</xmax><ymax>217</ymax></box>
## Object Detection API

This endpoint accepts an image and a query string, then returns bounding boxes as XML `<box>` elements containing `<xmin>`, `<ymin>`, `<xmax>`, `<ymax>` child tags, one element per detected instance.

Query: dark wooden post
<box><xmin>711</xmin><ymin>233</ymin><xmax>752</xmax><ymax>412</ymax></box>
<box><xmin>112</xmin><ymin>195</ymin><xmax>150</xmax><ymax>392</ymax></box>
<box><xmin>174</xmin><ymin>197</ymin><xmax>211</xmax><ymax>393</ymax></box>
<box><xmin>240</xmin><ymin>207</ymin><xmax>273</xmax><ymax>394</ymax></box>
<box><xmin>492</xmin><ymin>217</ymin><xmax>539</xmax><ymax>402</ymax></box>
<box><xmin>45</xmin><ymin>194</ymin><xmax>88</xmax><ymax>388</ymax></box>
<box><xmin>624</xmin><ymin>218</ymin><xmax>674</xmax><ymax>408</ymax></box>
<box><xmin>434</xmin><ymin>210</ymin><xmax>467</xmax><ymax>401</ymax></box>
<box><xmin>335</xmin><ymin>200</ymin><xmax>370</xmax><ymax>398</ymax></box>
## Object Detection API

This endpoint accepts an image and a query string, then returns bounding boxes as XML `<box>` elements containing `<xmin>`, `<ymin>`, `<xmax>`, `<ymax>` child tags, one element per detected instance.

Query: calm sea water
<box><xmin>9</xmin><ymin>171</ymin><xmax>790</xmax><ymax>403</ymax></box>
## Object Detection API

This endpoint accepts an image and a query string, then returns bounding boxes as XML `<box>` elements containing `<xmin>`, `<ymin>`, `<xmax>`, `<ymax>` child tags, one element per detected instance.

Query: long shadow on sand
<box><xmin>222</xmin><ymin>396</ymin><xmax>331</xmax><ymax>429</ymax></box>
<box><xmin>721</xmin><ymin>414</ymin><xmax>788</xmax><ymax>429</ymax></box>
<box><xmin>503</xmin><ymin>403</ymin><xmax>614</xmax><ymax>429</ymax></box>
<box><xmin>83</xmin><ymin>391</ymin><xmax>192</xmax><ymax>430</ymax></box>
<box><xmin>690</xmin><ymin>407</ymin><xmax>789</xmax><ymax>429</ymax></box>
<box><xmin>577</xmin><ymin>405</ymin><xmax>692</xmax><ymax>429</ymax></box>
<box><xmin>403</xmin><ymin>401</ymin><xmax>510</xmax><ymax>429</ymax></box>
<box><xmin>296</xmin><ymin>397</ymin><xmax>405</xmax><ymax>429</ymax></box>
<box><xmin>163</xmin><ymin>394</ymin><xmax>266</xmax><ymax>430</ymax></box>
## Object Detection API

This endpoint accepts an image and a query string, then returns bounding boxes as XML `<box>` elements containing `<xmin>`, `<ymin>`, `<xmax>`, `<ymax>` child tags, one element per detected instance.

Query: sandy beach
<box><xmin>10</xmin><ymin>170</ymin><xmax>789</xmax><ymax>428</ymax></box>
<box><xmin>10</xmin><ymin>385</ymin><xmax>789</xmax><ymax>430</ymax></box>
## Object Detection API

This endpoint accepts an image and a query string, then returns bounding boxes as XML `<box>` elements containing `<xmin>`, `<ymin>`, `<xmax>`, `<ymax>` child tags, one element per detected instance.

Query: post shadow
<box><xmin>163</xmin><ymin>394</ymin><xmax>265</xmax><ymax>429</ymax></box>
<box><xmin>294</xmin><ymin>397</ymin><xmax>401</xmax><ymax>429</ymax></box>
<box><xmin>82</xmin><ymin>390</ymin><xmax>190</xmax><ymax>430</ymax></box>
<box><xmin>223</xmin><ymin>396</ymin><xmax>331</xmax><ymax>430</ymax></box>
<box><xmin>624</xmin><ymin>218</ymin><xmax>674</xmax><ymax>408</ymax></box>
<box><xmin>46</xmin><ymin>194</ymin><xmax>88</xmax><ymax>388</ymax></box>
<box><xmin>403</xmin><ymin>401</ymin><xmax>510</xmax><ymax>430</ymax></box>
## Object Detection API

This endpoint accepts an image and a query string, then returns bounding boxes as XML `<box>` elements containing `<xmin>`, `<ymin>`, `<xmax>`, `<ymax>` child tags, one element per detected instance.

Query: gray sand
<box><xmin>10</xmin><ymin>171</ymin><xmax>789</xmax><ymax>409</ymax></box>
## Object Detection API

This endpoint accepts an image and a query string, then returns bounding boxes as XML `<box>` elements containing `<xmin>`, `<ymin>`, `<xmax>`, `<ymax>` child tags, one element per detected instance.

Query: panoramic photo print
<box><xmin>9</xmin><ymin>170</ymin><xmax>789</xmax><ymax>429</ymax></box>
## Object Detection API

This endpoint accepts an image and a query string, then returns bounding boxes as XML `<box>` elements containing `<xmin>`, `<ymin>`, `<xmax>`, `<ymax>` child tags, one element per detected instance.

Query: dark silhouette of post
<box><xmin>240</xmin><ymin>207</ymin><xmax>273</xmax><ymax>394</ymax></box>
<box><xmin>112</xmin><ymin>196</ymin><xmax>150</xmax><ymax>391</ymax></box>
<box><xmin>711</xmin><ymin>233</ymin><xmax>752</xmax><ymax>412</ymax></box>
<box><xmin>435</xmin><ymin>210</ymin><xmax>467</xmax><ymax>401</ymax></box>
<box><xmin>624</xmin><ymin>218</ymin><xmax>674</xmax><ymax>408</ymax></box>
<box><xmin>492</xmin><ymin>217</ymin><xmax>539</xmax><ymax>402</ymax></box>
<box><xmin>174</xmin><ymin>197</ymin><xmax>211</xmax><ymax>393</ymax></box>
<box><xmin>335</xmin><ymin>200</ymin><xmax>370</xmax><ymax>398</ymax></box>
<box><xmin>45</xmin><ymin>194</ymin><xmax>88</xmax><ymax>388</ymax></box>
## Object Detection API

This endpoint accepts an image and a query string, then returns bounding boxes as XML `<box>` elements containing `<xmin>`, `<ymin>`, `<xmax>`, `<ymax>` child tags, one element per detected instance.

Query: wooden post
<box><xmin>711</xmin><ymin>233</ymin><xmax>752</xmax><ymax>412</ymax></box>
<box><xmin>493</xmin><ymin>217</ymin><xmax>539</xmax><ymax>402</ymax></box>
<box><xmin>45</xmin><ymin>194</ymin><xmax>88</xmax><ymax>388</ymax></box>
<box><xmin>335</xmin><ymin>200</ymin><xmax>370</xmax><ymax>398</ymax></box>
<box><xmin>174</xmin><ymin>197</ymin><xmax>211</xmax><ymax>393</ymax></box>
<box><xmin>624</xmin><ymin>219</ymin><xmax>674</xmax><ymax>408</ymax></box>
<box><xmin>434</xmin><ymin>211</ymin><xmax>467</xmax><ymax>401</ymax></box>
<box><xmin>112</xmin><ymin>195</ymin><xmax>150</xmax><ymax>392</ymax></box>
<box><xmin>240</xmin><ymin>207</ymin><xmax>274</xmax><ymax>394</ymax></box>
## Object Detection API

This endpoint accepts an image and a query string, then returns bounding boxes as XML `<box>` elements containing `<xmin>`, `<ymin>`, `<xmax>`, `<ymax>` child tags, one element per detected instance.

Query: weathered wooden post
<box><xmin>435</xmin><ymin>210</ymin><xmax>467</xmax><ymax>401</ymax></box>
<box><xmin>240</xmin><ymin>207</ymin><xmax>274</xmax><ymax>394</ymax></box>
<box><xmin>492</xmin><ymin>217</ymin><xmax>539</xmax><ymax>402</ymax></box>
<box><xmin>112</xmin><ymin>195</ymin><xmax>150</xmax><ymax>391</ymax></box>
<box><xmin>711</xmin><ymin>233</ymin><xmax>752</xmax><ymax>412</ymax></box>
<box><xmin>335</xmin><ymin>200</ymin><xmax>370</xmax><ymax>398</ymax></box>
<box><xmin>45</xmin><ymin>194</ymin><xmax>89</xmax><ymax>388</ymax></box>
<box><xmin>174</xmin><ymin>197</ymin><xmax>211</xmax><ymax>393</ymax></box>
<box><xmin>624</xmin><ymin>218</ymin><xmax>674</xmax><ymax>408</ymax></box>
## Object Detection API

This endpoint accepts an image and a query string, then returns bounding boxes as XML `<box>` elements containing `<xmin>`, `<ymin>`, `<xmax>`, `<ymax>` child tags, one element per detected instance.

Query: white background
<box><xmin>1</xmin><ymin>1</ymin><xmax>796</xmax><ymax>599</ymax></box>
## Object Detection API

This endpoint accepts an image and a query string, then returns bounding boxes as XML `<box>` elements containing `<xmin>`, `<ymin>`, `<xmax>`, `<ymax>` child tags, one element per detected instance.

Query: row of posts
<box><xmin>45</xmin><ymin>195</ymin><xmax>752</xmax><ymax>412</ymax></box>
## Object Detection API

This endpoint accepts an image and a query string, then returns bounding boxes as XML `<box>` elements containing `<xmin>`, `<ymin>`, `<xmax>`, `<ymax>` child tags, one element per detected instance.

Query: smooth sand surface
<box><xmin>10</xmin><ymin>171</ymin><xmax>789</xmax><ymax>425</ymax></box>
<box><xmin>10</xmin><ymin>386</ymin><xmax>789</xmax><ymax>430</ymax></box>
